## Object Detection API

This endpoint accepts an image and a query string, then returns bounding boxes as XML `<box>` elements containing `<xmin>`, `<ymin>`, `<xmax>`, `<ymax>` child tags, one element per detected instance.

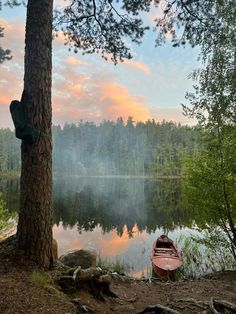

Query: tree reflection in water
<box><xmin>0</xmin><ymin>176</ymin><xmax>193</xmax><ymax>276</ymax></box>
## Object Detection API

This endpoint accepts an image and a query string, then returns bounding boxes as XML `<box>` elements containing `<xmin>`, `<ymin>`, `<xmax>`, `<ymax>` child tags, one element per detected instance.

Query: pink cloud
<box><xmin>52</xmin><ymin>65</ymin><xmax>151</xmax><ymax>125</ymax></box>
<box><xmin>0</xmin><ymin>19</ymin><xmax>24</xmax><ymax>124</ymax></box>
<box><xmin>65</xmin><ymin>56</ymin><xmax>87</xmax><ymax>67</ymax></box>
<box><xmin>0</xmin><ymin>66</ymin><xmax>23</xmax><ymax>107</ymax></box>
<box><xmin>98</xmin><ymin>82</ymin><xmax>150</xmax><ymax>122</ymax></box>
<box><xmin>123</xmin><ymin>60</ymin><xmax>150</xmax><ymax>75</ymax></box>
<box><xmin>0</xmin><ymin>18</ymin><xmax>25</xmax><ymax>62</ymax></box>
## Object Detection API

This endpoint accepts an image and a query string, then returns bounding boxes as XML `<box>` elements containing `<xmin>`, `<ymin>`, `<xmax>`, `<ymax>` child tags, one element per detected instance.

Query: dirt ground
<box><xmin>1</xmin><ymin>237</ymin><xmax>236</xmax><ymax>314</ymax></box>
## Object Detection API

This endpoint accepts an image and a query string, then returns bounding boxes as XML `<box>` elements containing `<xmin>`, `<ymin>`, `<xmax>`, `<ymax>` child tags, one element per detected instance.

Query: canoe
<box><xmin>151</xmin><ymin>235</ymin><xmax>182</xmax><ymax>278</ymax></box>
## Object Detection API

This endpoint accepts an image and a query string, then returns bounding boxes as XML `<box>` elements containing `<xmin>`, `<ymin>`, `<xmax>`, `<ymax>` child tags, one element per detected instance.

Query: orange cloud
<box><xmin>98</xmin><ymin>82</ymin><xmax>150</xmax><ymax>122</ymax></box>
<box><xmin>0</xmin><ymin>19</ymin><xmax>24</xmax><ymax>115</ymax></box>
<box><xmin>0</xmin><ymin>94</ymin><xmax>11</xmax><ymax>106</ymax></box>
<box><xmin>52</xmin><ymin>62</ymin><xmax>151</xmax><ymax>125</ymax></box>
<box><xmin>123</xmin><ymin>60</ymin><xmax>150</xmax><ymax>75</ymax></box>
<box><xmin>52</xmin><ymin>78</ymin><xmax>151</xmax><ymax>124</ymax></box>
<box><xmin>53</xmin><ymin>30</ymin><xmax>67</xmax><ymax>47</ymax></box>
<box><xmin>65</xmin><ymin>56</ymin><xmax>87</xmax><ymax>67</ymax></box>
<box><xmin>0</xmin><ymin>18</ymin><xmax>14</xmax><ymax>32</ymax></box>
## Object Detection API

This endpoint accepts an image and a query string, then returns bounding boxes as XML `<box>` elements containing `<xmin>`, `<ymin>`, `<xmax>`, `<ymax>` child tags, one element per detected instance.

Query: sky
<box><xmin>0</xmin><ymin>1</ymin><xmax>200</xmax><ymax>129</ymax></box>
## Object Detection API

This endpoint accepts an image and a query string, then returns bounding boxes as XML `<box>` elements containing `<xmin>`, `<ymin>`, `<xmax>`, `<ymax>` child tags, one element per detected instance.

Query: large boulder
<box><xmin>59</xmin><ymin>249</ymin><xmax>97</xmax><ymax>269</ymax></box>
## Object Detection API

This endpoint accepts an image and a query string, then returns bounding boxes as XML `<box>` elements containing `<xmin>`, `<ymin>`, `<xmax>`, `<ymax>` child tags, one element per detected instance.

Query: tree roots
<box><xmin>138</xmin><ymin>298</ymin><xmax>236</xmax><ymax>314</ymax></box>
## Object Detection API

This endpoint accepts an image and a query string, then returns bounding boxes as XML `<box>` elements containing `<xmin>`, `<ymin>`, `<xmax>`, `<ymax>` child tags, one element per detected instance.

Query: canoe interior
<box><xmin>151</xmin><ymin>235</ymin><xmax>182</xmax><ymax>278</ymax></box>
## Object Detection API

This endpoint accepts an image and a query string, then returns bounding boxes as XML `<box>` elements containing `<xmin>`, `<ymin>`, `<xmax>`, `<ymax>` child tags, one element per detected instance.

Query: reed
<box><xmin>177</xmin><ymin>232</ymin><xmax>236</xmax><ymax>279</ymax></box>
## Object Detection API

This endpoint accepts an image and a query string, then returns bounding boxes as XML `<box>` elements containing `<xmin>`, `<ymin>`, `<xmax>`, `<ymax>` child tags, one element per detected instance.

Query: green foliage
<box><xmin>30</xmin><ymin>270</ymin><xmax>51</xmax><ymax>288</ymax></box>
<box><xmin>181</xmin><ymin>0</ymin><xmax>236</xmax><ymax>261</ymax></box>
<box><xmin>182</xmin><ymin>38</ymin><xmax>236</xmax><ymax>252</ymax></box>
<box><xmin>0</xmin><ymin>194</ymin><xmax>9</xmax><ymax>228</ymax></box>
<box><xmin>0</xmin><ymin>128</ymin><xmax>21</xmax><ymax>173</ymax></box>
<box><xmin>183</xmin><ymin>43</ymin><xmax>235</xmax><ymax>126</ymax></box>
<box><xmin>0</xmin><ymin>193</ymin><xmax>16</xmax><ymax>238</ymax></box>
<box><xmin>0</xmin><ymin>0</ymin><xmax>25</xmax><ymax>9</ymax></box>
<box><xmin>0</xmin><ymin>26</ymin><xmax>12</xmax><ymax>63</ymax></box>
<box><xmin>155</xmin><ymin>0</ymin><xmax>236</xmax><ymax>58</ymax></box>
<box><xmin>178</xmin><ymin>233</ymin><xmax>236</xmax><ymax>279</ymax></box>
<box><xmin>182</xmin><ymin>0</ymin><xmax>235</xmax><ymax>125</ymax></box>
<box><xmin>182</xmin><ymin>127</ymin><xmax>236</xmax><ymax>254</ymax></box>
<box><xmin>2</xmin><ymin>0</ymin><xmax>234</xmax><ymax>64</ymax></box>
<box><xmin>54</xmin><ymin>0</ymin><xmax>151</xmax><ymax>64</ymax></box>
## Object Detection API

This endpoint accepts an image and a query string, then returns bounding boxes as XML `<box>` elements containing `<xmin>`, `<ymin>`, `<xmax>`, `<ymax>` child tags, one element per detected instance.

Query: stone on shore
<box><xmin>59</xmin><ymin>249</ymin><xmax>97</xmax><ymax>269</ymax></box>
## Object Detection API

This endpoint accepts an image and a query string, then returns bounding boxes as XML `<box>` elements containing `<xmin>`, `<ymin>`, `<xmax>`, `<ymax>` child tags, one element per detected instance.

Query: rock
<box><xmin>59</xmin><ymin>249</ymin><xmax>97</xmax><ymax>269</ymax></box>
<box><xmin>53</xmin><ymin>260</ymin><xmax>71</xmax><ymax>272</ymax></box>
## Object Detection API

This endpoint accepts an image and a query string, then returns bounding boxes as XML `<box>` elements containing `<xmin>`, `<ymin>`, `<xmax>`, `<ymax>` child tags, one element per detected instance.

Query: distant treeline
<box><xmin>0</xmin><ymin>118</ymin><xmax>199</xmax><ymax>176</ymax></box>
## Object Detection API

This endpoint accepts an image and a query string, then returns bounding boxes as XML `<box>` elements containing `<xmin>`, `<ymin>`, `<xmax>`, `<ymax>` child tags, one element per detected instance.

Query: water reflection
<box><xmin>53</xmin><ymin>176</ymin><xmax>190</xmax><ymax>234</ymax></box>
<box><xmin>53</xmin><ymin>222</ymin><xmax>191</xmax><ymax>277</ymax></box>
<box><xmin>0</xmin><ymin>177</ymin><xmax>20</xmax><ymax>212</ymax></box>
<box><xmin>0</xmin><ymin>176</ymin><xmax>192</xmax><ymax>276</ymax></box>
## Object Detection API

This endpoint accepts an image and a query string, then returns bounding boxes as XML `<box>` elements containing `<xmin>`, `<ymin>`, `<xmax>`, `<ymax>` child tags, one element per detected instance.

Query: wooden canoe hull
<box><xmin>151</xmin><ymin>235</ymin><xmax>182</xmax><ymax>278</ymax></box>
<box><xmin>152</xmin><ymin>256</ymin><xmax>182</xmax><ymax>278</ymax></box>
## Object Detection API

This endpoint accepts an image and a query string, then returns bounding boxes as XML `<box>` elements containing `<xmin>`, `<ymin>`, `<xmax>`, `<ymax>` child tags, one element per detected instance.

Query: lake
<box><xmin>0</xmin><ymin>176</ymin><xmax>194</xmax><ymax>277</ymax></box>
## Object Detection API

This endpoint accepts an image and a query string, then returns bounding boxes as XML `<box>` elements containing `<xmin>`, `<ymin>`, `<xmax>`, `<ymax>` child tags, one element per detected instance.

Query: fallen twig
<box><xmin>210</xmin><ymin>297</ymin><xmax>220</xmax><ymax>314</ymax></box>
<box><xmin>137</xmin><ymin>304</ymin><xmax>181</xmax><ymax>314</ymax></box>
<box><xmin>176</xmin><ymin>297</ymin><xmax>210</xmax><ymax>309</ymax></box>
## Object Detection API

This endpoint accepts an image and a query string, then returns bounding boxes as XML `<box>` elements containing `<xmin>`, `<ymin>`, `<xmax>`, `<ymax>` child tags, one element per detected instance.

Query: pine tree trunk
<box><xmin>16</xmin><ymin>0</ymin><xmax>54</xmax><ymax>269</ymax></box>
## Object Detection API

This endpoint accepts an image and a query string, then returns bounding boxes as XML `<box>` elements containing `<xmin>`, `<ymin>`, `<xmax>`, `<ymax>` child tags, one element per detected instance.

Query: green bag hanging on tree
<box><xmin>10</xmin><ymin>90</ymin><xmax>39</xmax><ymax>145</ymax></box>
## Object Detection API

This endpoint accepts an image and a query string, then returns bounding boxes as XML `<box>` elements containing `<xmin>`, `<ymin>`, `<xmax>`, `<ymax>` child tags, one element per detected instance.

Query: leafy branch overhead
<box><xmin>0</xmin><ymin>26</ymin><xmax>11</xmax><ymax>63</ymax></box>
<box><xmin>53</xmin><ymin>0</ymin><xmax>149</xmax><ymax>64</ymax></box>
<box><xmin>1</xmin><ymin>0</ymin><xmax>235</xmax><ymax>63</ymax></box>
<box><xmin>154</xmin><ymin>0</ymin><xmax>236</xmax><ymax>57</ymax></box>
<box><xmin>54</xmin><ymin>0</ymin><xmax>236</xmax><ymax>62</ymax></box>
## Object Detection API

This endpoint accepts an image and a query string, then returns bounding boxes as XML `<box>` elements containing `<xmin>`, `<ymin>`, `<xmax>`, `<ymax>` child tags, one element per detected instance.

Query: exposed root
<box><xmin>58</xmin><ymin>266</ymin><xmax>118</xmax><ymax>301</ymax></box>
<box><xmin>137</xmin><ymin>304</ymin><xmax>181</xmax><ymax>314</ymax></box>
<box><xmin>176</xmin><ymin>297</ymin><xmax>210</xmax><ymax>309</ymax></box>
<box><xmin>176</xmin><ymin>297</ymin><xmax>236</xmax><ymax>313</ymax></box>
<box><xmin>211</xmin><ymin>298</ymin><xmax>236</xmax><ymax>314</ymax></box>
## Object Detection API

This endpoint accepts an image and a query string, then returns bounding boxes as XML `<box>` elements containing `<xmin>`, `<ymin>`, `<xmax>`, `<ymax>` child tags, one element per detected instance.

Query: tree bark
<box><xmin>16</xmin><ymin>0</ymin><xmax>54</xmax><ymax>269</ymax></box>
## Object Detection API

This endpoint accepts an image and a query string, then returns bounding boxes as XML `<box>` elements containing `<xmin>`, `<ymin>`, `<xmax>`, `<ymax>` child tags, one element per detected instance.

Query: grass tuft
<box><xmin>31</xmin><ymin>270</ymin><xmax>51</xmax><ymax>288</ymax></box>
<box><xmin>97</xmin><ymin>255</ymin><xmax>131</xmax><ymax>275</ymax></box>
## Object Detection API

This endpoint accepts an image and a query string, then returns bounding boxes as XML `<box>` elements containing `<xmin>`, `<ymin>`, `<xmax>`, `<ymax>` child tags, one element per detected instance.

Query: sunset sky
<box><xmin>0</xmin><ymin>1</ymin><xmax>200</xmax><ymax>129</ymax></box>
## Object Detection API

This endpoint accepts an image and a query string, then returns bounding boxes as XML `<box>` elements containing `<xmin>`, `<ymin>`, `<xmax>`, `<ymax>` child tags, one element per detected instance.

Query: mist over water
<box><xmin>0</xmin><ymin>175</ymin><xmax>194</xmax><ymax>276</ymax></box>
<box><xmin>52</xmin><ymin>120</ymin><xmax>199</xmax><ymax>177</ymax></box>
<box><xmin>53</xmin><ymin>176</ymin><xmax>188</xmax><ymax>234</ymax></box>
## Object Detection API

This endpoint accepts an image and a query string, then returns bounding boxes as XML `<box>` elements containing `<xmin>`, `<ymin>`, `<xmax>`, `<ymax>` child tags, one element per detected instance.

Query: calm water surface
<box><xmin>0</xmin><ymin>176</ymin><xmax>194</xmax><ymax>277</ymax></box>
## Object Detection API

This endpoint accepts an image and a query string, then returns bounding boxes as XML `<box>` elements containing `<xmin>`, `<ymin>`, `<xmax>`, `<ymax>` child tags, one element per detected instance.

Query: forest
<box><xmin>0</xmin><ymin>0</ymin><xmax>235</xmax><ymax>276</ymax></box>
<box><xmin>0</xmin><ymin>119</ymin><xmax>199</xmax><ymax>177</ymax></box>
